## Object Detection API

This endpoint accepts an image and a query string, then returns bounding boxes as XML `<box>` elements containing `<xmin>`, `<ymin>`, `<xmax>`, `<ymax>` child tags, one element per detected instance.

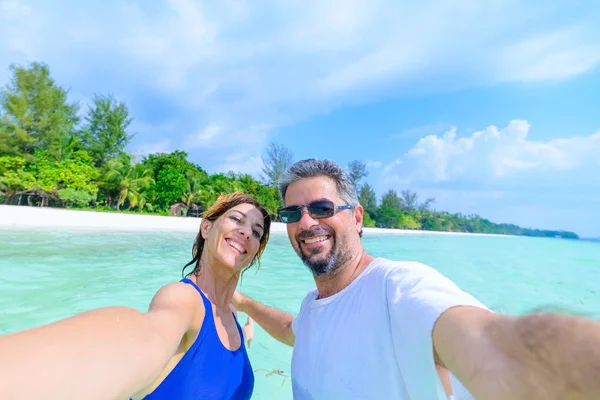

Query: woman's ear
<box><xmin>200</xmin><ymin>219</ymin><xmax>212</xmax><ymax>239</ymax></box>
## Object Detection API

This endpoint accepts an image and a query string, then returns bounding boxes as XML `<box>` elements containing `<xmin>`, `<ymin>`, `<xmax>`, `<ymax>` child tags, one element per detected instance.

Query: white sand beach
<box><xmin>0</xmin><ymin>205</ymin><xmax>501</xmax><ymax>237</ymax></box>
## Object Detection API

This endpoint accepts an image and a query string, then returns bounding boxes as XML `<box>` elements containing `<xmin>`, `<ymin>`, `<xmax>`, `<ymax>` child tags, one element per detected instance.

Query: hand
<box><xmin>243</xmin><ymin>317</ymin><xmax>254</xmax><ymax>349</ymax></box>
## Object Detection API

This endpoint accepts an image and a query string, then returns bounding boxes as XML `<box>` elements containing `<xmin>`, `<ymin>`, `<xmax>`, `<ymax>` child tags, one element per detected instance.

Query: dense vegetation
<box><xmin>0</xmin><ymin>62</ymin><xmax>578</xmax><ymax>239</ymax></box>
<box><xmin>0</xmin><ymin>62</ymin><xmax>281</xmax><ymax>217</ymax></box>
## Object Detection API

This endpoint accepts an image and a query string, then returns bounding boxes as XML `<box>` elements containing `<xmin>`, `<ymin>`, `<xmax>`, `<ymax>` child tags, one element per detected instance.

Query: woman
<box><xmin>0</xmin><ymin>192</ymin><xmax>271</xmax><ymax>400</ymax></box>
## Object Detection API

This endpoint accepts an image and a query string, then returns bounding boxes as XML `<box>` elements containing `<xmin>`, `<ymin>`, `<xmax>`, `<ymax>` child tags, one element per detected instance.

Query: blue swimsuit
<box><xmin>142</xmin><ymin>278</ymin><xmax>254</xmax><ymax>400</ymax></box>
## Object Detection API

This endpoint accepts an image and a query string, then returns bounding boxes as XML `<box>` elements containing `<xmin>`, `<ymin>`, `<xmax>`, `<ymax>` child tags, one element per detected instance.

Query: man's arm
<box><xmin>232</xmin><ymin>290</ymin><xmax>295</xmax><ymax>346</ymax></box>
<box><xmin>433</xmin><ymin>306</ymin><xmax>600</xmax><ymax>400</ymax></box>
<box><xmin>436</xmin><ymin>364</ymin><xmax>454</xmax><ymax>398</ymax></box>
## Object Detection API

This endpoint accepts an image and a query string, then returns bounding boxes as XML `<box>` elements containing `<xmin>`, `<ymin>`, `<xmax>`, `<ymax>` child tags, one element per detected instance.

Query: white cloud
<box><xmin>0</xmin><ymin>0</ymin><xmax>34</xmax><ymax>57</ymax></box>
<box><xmin>366</xmin><ymin>160</ymin><xmax>382</xmax><ymax>168</ymax></box>
<box><xmin>495</xmin><ymin>28</ymin><xmax>600</xmax><ymax>83</ymax></box>
<box><xmin>117</xmin><ymin>0</ymin><xmax>219</xmax><ymax>91</ymax></box>
<box><xmin>1</xmin><ymin>1</ymin><xmax>599</xmax><ymax>174</ymax></box>
<box><xmin>1</xmin><ymin>0</ymin><xmax>30</xmax><ymax>20</ymax></box>
<box><xmin>375</xmin><ymin>121</ymin><xmax>600</xmax><ymax>237</ymax></box>
<box><xmin>186</xmin><ymin>123</ymin><xmax>271</xmax><ymax>151</ymax></box>
<box><xmin>380</xmin><ymin>120</ymin><xmax>600</xmax><ymax>192</ymax></box>
<box><xmin>186</xmin><ymin>124</ymin><xmax>223</xmax><ymax>148</ymax></box>
<box><xmin>392</xmin><ymin>122</ymin><xmax>450</xmax><ymax>139</ymax></box>
<box><xmin>130</xmin><ymin>140</ymin><xmax>172</xmax><ymax>161</ymax></box>
<box><xmin>215</xmin><ymin>154</ymin><xmax>264</xmax><ymax>176</ymax></box>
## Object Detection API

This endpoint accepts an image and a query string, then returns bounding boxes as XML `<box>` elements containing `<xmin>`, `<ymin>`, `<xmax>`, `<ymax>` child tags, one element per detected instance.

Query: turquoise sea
<box><xmin>1</xmin><ymin>229</ymin><xmax>599</xmax><ymax>399</ymax></box>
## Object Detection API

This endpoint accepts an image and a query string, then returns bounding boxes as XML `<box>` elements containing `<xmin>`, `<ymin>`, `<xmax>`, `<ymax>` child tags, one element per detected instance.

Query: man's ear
<box><xmin>354</xmin><ymin>204</ymin><xmax>365</xmax><ymax>232</ymax></box>
<box><xmin>200</xmin><ymin>219</ymin><xmax>212</xmax><ymax>239</ymax></box>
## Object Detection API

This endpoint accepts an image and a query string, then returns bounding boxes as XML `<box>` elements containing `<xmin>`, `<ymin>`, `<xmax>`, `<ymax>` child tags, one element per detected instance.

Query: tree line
<box><xmin>347</xmin><ymin>161</ymin><xmax>578</xmax><ymax>238</ymax></box>
<box><xmin>0</xmin><ymin>62</ymin><xmax>578</xmax><ymax>239</ymax></box>
<box><xmin>0</xmin><ymin>62</ymin><xmax>281</xmax><ymax>217</ymax></box>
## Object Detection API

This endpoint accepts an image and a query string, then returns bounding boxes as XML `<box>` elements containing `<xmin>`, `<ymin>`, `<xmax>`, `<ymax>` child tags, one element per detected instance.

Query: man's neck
<box><xmin>314</xmin><ymin>251</ymin><xmax>375</xmax><ymax>299</ymax></box>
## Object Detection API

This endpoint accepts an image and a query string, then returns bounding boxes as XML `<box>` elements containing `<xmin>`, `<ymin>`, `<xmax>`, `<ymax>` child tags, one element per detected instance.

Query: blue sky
<box><xmin>1</xmin><ymin>0</ymin><xmax>599</xmax><ymax>237</ymax></box>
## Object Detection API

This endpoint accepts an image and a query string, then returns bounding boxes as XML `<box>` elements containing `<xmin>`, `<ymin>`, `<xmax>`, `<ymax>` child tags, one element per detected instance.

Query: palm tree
<box><xmin>181</xmin><ymin>174</ymin><xmax>203</xmax><ymax>209</ymax></box>
<box><xmin>127</xmin><ymin>190</ymin><xmax>153</xmax><ymax>211</ymax></box>
<box><xmin>197</xmin><ymin>173</ymin><xmax>242</xmax><ymax>209</ymax></box>
<box><xmin>54</xmin><ymin>134</ymin><xmax>81</xmax><ymax>162</ymax></box>
<box><xmin>101</xmin><ymin>158</ymin><xmax>154</xmax><ymax>210</ymax></box>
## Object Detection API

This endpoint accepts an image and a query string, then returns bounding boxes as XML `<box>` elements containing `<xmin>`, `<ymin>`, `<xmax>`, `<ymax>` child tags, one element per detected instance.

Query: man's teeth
<box><xmin>304</xmin><ymin>236</ymin><xmax>328</xmax><ymax>244</ymax></box>
<box><xmin>226</xmin><ymin>239</ymin><xmax>244</xmax><ymax>253</ymax></box>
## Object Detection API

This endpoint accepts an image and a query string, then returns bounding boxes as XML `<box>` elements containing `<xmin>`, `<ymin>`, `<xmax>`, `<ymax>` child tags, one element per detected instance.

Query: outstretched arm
<box><xmin>433</xmin><ymin>307</ymin><xmax>600</xmax><ymax>400</ymax></box>
<box><xmin>0</xmin><ymin>282</ymin><xmax>199</xmax><ymax>400</ymax></box>
<box><xmin>232</xmin><ymin>290</ymin><xmax>295</xmax><ymax>347</ymax></box>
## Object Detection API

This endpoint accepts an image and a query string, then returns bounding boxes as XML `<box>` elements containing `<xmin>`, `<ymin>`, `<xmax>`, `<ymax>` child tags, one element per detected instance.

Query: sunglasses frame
<box><xmin>277</xmin><ymin>200</ymin><xmax>354</xmax><ymax>223</ymax></box>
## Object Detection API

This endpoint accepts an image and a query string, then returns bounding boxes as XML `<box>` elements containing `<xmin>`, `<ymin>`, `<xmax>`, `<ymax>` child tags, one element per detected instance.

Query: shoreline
<box><xmin>0</xmin><ymin>205</ymin><xmax>507</xmax><ymax>237</ymax></box>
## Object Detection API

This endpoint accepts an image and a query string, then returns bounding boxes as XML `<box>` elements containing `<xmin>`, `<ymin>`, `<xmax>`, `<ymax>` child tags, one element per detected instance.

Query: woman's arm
<box><xmin>0</xmin><ymin>282</ymin><xmax>200</xmax><ymax>400</ymax></box>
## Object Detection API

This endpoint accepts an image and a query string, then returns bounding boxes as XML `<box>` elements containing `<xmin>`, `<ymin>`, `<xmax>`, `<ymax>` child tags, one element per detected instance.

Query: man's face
<box><xmin>284</xmin><ymin>177</ymin><xmax>363</xmax><ymax>277</ymax></box>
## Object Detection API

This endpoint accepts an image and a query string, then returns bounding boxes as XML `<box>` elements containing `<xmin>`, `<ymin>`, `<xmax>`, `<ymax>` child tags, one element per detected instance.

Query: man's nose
<box><xmin>298</xmin><ymin>207</ymin><xmax>319</xmax><ymax>230</ymax></box>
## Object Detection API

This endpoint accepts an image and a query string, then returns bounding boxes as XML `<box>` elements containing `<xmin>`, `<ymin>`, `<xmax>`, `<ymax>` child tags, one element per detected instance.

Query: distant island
<box><xmin>0</xmin><ymin>62</ymin><xmax>579</xmax><ymax>240</ymax></box>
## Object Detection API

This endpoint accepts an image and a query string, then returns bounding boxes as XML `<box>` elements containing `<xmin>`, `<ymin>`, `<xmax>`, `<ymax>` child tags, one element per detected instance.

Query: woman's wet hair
<box><xmin>182</xmin><ymin>192</ymin><xmax>271</xmax><ymax>277</ymax></box>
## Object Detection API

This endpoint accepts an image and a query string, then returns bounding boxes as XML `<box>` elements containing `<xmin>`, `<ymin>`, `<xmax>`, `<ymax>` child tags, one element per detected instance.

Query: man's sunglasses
<box><xmin>277</xmin><ymin>200</ymin><xmax>354</xmax><ymax>224</ymax></box>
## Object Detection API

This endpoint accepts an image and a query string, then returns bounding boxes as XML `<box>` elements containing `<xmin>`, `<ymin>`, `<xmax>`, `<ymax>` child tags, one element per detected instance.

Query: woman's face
<box><xmin>202</xmin><ymin>203</ymin><xmax>266</xmax><ymax>271</ymax></box>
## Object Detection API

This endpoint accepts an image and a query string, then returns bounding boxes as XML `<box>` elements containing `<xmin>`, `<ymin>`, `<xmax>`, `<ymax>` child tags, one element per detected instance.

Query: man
<box><xmin>233</xmin><ymin>158</ymin><xmax>600</xmax><ymax>400</ymax></box>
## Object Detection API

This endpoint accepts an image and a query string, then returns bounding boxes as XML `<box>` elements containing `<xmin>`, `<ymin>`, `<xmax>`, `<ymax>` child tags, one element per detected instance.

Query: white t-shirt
<box><xmin>291</xmin><ymin>258</ymin><xmax>487</xmax><ymax>400</ymax></box>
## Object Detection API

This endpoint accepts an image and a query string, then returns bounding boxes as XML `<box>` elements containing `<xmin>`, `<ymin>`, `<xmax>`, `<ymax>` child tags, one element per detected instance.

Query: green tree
<box><xmin>198</xmin><ymin>173</ymin><xmax>242</xmax><ymax>209</ymax></box>
<box><xmin>347</xmin><ymin>160</ymin><xmax>368</xmax><ymax>190</ymax></box>
<box><xmin>261</xmin><ymin>141</ymin><xmax>293</xmax><ymax>188</ymax></box>
<box><xmin>0</xmin><ymin>155</ymin><xmax>36</xmax><ymax>203</ymax></box>
<box><xmin>181</xmin><ymin>176</ymin><xmax>203</xmax><ymax>209</ymax></box>
<box><xmin>400</xmin><ymin>189</ymin><xmax>418</xmax><ymax>212</ymax></box>
<box><xmin>155</xmin><ymin>168</ymin><xmax>188</xmax><ymax>207</ymax></box>
<box><xmin>142</xmin><ymin>151</ymin><xmax>207</xmax><ymax>210</ymax></box>
<box><xmin>54</xmin><ymin>134</ymin><xmax>82</xmax><ymax>162</ymax></box>
<box><xmin>28</xmin><ymin>149</ymin><xmax>99</xmax><ymax>206</ymax></box>
<box><xmin>362</xmin><ymin>211</ymin><xmax>376</xmax><ymax>227</ymax></box>
<box><xmin>235</xmin><ymin>173</ymin><xmax>281</xmax><ymax>217</ymax></box>
<box><xmin>399</xmin><ymin>213</ymin><xmax>421</xmax><ymax>229</ymax></box>
<box><xmin>0</xmin><ymin>62</ymin><xmax>79</xmax><ymax>156</ymax></box>
<box><xmin>101</xmin><ymin>156</ymin><xmax>154</xmax><ymax>210</ymax></box>
<box><xmin>80</xmin><ymin>93</ymin><xmax>134</xmax><ymax>167</ymax></box>
<box><xmin>399</xmin><ymin>189</ymin><xmax>435</xmax><ymax>212</ymax></box>
<box><xmin>381</xmin><ymin>189</ymin><xmax>403</xmax><ymax>210</ymax></box>
<box><xmin>421</xmin><ymin>214</ymin><xmax>442</xmax><ymax>231</ymax></box>
<box><xmin>376</xmin><ymin>205</ymin><xmax>403</xmax><ymax>228</ymax></box>
<box><xmin>359</xmin><ymin>183</ymin><xmax>377</xmax><ymax>216</ymax></box>
<box><xmin>57</xmin><ymin>188</ymin><xmax>96</xmax><ymax>207</ymax></box>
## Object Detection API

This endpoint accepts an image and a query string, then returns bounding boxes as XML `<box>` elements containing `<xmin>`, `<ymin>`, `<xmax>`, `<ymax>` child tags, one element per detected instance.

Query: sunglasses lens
<box><xmin>307</xmin><ymin>201</ymin><xmax>335</xmax><ymax>219</ymax></box>
<box><xmin>278</xmin><ymin>208</ymin><xmax>302</xmax><ymax>223</ymax></box>
<box><xmin>278</xmin><ymin>201</ymin><xmax>336</xmax><ymax>223</ymax></box>
<box><xmin>307</xmin><ymin>207</ymin><xmax>333</xmax><ymax>219</ymax></box>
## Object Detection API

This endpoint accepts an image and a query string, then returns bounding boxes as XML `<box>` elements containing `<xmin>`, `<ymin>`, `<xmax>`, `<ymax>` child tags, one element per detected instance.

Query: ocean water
<box><xmin>1</xmin><ymin>229</ymin><xmax>599</xmax><ymax>399</ymax></box>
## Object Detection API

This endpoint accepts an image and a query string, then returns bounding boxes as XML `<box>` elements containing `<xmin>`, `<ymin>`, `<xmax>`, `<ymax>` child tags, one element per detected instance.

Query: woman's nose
<box><xmin>239</xmin><ymin>225</ymin><xmax>251</xmax><ymax>239</ymax></box>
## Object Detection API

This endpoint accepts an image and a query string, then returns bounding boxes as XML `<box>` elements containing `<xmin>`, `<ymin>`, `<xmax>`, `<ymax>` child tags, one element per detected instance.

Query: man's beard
<box><xmin>297</xmin><ymin>228</ymin><xmax>350</xmax><ymax>277</ymax></box>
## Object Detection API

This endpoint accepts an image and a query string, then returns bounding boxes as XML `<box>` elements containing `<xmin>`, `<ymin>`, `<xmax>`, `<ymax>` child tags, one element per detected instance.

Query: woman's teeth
<box><xmin>226</xmin><ymin>239</ymin><xmax>244</xmax><ymax>253</ymax></box>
